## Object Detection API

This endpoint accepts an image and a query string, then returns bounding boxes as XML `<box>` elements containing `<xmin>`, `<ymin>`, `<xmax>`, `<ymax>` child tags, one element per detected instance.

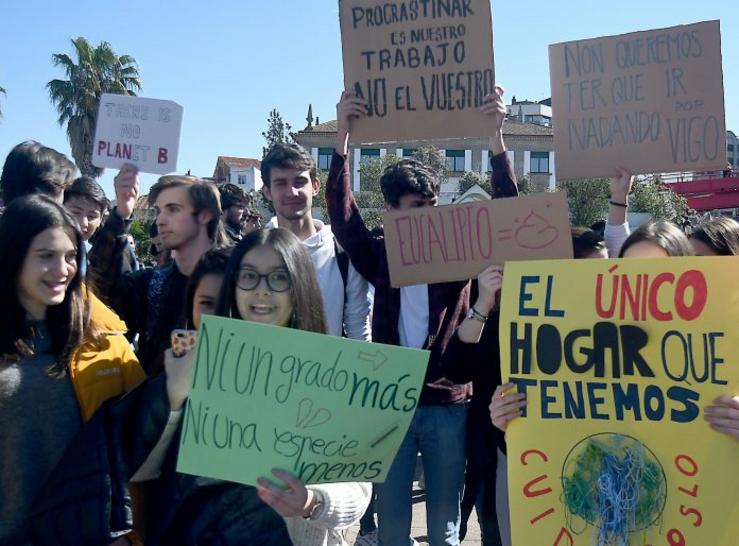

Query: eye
<box><xmin>238</xmin><ymin>269</ymin><xmax>259</xmax><ymax>284</ymax></box>
<box><xmin>271</xmin><ymin>270</ymin><xmax>289</xmax><ymax>282</ymax></box>
<box><xmin>65</xmin><ymin>252</ymin><xmax>78</xmax><ymax>264</ymax></box>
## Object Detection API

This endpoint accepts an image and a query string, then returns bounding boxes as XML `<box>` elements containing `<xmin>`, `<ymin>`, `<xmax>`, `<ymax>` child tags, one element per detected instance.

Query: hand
<box><xmin>475</xmin><ymin>265</ymin><xmax>503</xmax><ymax>315</ymax></box>
<box><xmin>336</xmin><ymin>91</ymin><xmax>367</xmax><ymax>155</ymax></box>
<box><xmin>704</xmin><ymin>394</ymin><xmax>739</xmax><ymax>441</ymax></box>
<box><xmin>425</xmin><ymin>377</ymin><xmax>468</xmax><ymax>400</ymax></box>
<box><xmin>610</xmin><ymin>167</ymin><xmax>633</xmax><ymax>203</ymax></box>
<box><xmin>114</xmin><ymin>163</ymin><xmax>140</xmax><ymax>219</ymax></box>
<box><xmin>480</xmin><ymin>85</ymin><xmax>506</xmax><ymax>134</ymax></box>
<box><xmin>489</xmin><ymin>382</ymin><xmax>526</xmax><ymax>432</ymax></box>
<box><xmin>164</xmin><ymin>346</ymin><xmax>197</xmax><ymax>411</ymax></box>
<box><xmin>257</xmin><ymin>469</ymin><xmax>315</xmax><ymax>518</ymax></box>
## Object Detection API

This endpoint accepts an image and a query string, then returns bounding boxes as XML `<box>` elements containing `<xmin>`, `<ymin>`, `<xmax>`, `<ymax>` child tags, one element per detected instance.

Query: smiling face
<box><xmin>65</xmin><ymin>195</ymin><xmax>103</xmax><ymax>241</ymax></box>
<box><xmin>262</xmin><ymin>167</ymin><xmax>319</xmax><ymax>221</ymax></box>
<box><xmin>17</xmin><ymin>227</ymin><xmax>78</xmax><ymax>320</ymax></box>
<box><xmin>234</xmin><ymin>244</ymin><xmax>293</xmax><ymax>327</ymax></box>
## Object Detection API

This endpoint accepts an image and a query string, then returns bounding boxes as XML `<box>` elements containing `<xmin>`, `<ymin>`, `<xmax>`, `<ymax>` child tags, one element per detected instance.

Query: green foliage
<box><xmin>561</xmin><ymin>178</ymin><xmax>610</xmax><ymax>227</ymax></box>
<box><xmin>47</xmin><ymin>37</ymin><xmax>142</xmax><ymax>177</ymax></box>
<box><xmin>412</xmin><ymin>146</ymin><xmax>448</xmax><ymax>185</ymax></box>
<box><xmin>630</xmin><ymin>175</ymin><xmax>690</xmax><ymax>223</ymax></box>
<box><xmin>130</xmin><ymin>218</ymin><xmax>153</xmax><ymax>265</ymax></box>
<box><xmin>458</xmin><ymin>171</ymin><xmax>489</xmax><ymax>195</ymax></box>
<box><xmin>261</xmin><ymin>109</ymin><xmax>293</xmax><ymax>158</ymax></box>
<box><xmin>517</xmin><ymin>175</ymin><xmax>534</xmax><ymax>195</ymax></box>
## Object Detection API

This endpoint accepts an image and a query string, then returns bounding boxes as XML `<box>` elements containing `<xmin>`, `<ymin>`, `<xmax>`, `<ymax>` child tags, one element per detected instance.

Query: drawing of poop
<box><xmin>514</xmin><ymin>209</ymin><xmax>559</xmax><ymax>249</ymax></box>
<box><xmin>561</xmin><ymin>433</ymin><xmax>667</xmax><ymax>545</ymax></box>
<box><xmin>295</xmin><ymin>398</ymin><xmax>332</xmax><ymax>429</ymax></box>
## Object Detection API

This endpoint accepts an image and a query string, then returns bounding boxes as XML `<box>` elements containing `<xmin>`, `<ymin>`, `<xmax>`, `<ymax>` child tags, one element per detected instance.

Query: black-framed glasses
<box><xmin>237</xmin><ymin>268</ymin><xmax>291</xmax><ymax>292</ymax></box>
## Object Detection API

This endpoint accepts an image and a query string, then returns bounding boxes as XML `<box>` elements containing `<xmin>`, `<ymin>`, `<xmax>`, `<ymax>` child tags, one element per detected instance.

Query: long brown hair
<box><xmin>0</xmin><ymin>195</ymin><xmax>89</xmax><ymax>375</ymax></box>
<box><xmin>216</xmin><ymin>228</ymin><xmax>327</xmax><ymax>334</ymax></box>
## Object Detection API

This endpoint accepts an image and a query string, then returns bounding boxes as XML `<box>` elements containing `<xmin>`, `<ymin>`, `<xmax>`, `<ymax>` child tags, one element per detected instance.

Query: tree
<box><xmin>356</xmin><ymin>153</ymin><xmax>399</xmax><ymax>229</ymax></box>
<box><xmin>262</xmin><ymin>109</ymin><xmax>292</xmax><ymax>158</ymax></box>
<box><xmin>630</xmin><ymin>175</ymin><xmax>690</xmax><ymax>223</ymax></box>
<box><xmin>458</xmin><ymin>171</ymin><xmax>490</xmax><ymax>195</ymax></box>
<box><xmin>130</xmin><ymin>219</ymin><xmax>153</xmax><ymax>266</ymax></box>
<box><xmin>0</xmin><ymin>83</ymin><xmax>5</xmax><ymax>119</ymax></box>
<box><xmin>47</xmin><ymin>37</ymin><xmax>141</xmax><ymax>177</ymax></box>
<box><xmin>561</xmin><ymin>178</ymin><xmax>611</xmax><ymax>227</ymax></box>
<box><xmin>412</xmin><ymin>146</ymin><xmax>448</xmax><ymax>186</ymax></box>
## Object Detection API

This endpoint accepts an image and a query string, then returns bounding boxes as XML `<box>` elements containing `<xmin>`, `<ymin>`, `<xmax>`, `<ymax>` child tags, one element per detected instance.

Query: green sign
<box><xmin>177</xmin><ymin>315</ymin><xmax>430</xmax><ymax>485</ymax></box>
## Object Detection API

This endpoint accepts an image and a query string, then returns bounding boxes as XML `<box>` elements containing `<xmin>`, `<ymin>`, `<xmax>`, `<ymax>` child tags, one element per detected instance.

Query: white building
<box><xmin>506</xmin><ymin>98</ymin><xmax>552</xmax><ymax>127</ymax></box>
<box><xmin>213</xmin><ymin>156</ymin><xmax>263</xmax><ymax>192</ymax></box>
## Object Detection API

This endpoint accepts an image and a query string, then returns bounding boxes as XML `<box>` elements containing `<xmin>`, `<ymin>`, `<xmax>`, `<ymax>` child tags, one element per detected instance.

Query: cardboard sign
<box><xmin>339</xmin><ymin>0</ymin><xmax>495</xmax><ymax>143</ymax></box>
<box><xmin>383</xmin><ymin>192</ymin><xmax>573</xmax><ymax>287</ymax></box>
<box><xmin>500</xmin><ymin>258</ymin><xmax>739</xmax><ymax>546</ymax></box>
<box><xmin>177</xmin><ymin>316</ymin><xmax>430</xmax><ymax>486</ymax></box>
<box><xmin>550</xmin><ymin>21</ymin><xmax>726</xmax><ymax>180</ymax></box>
<box><xmin>92</xmin><ymin>93</ymin><xmax>183</xmax><ymax>174</ymax></box>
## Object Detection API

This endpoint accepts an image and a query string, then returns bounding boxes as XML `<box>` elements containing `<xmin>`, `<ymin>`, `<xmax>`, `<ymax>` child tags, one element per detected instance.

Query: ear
<box><xmin>261</xmin><ymin>185</ymin><xmax>273</xmax><ymax>202</ymax></box>
<box><xmin>197</xmin><ymin>209</ymin><xmax>214</xmax><ymax>226</ymax></box>
<box><xmin>311</xmin><ymin>177</ymin><xmax>321</xmax><ymax>197</ymax></box>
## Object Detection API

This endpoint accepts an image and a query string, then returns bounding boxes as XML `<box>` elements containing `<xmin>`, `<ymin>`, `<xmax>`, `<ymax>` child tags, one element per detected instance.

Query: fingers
<box><xmin>489</xmin><ymin>382</ymin><xmax>526</xmax><ymax>432</ymax></box>
<box><xmin>270</xmin><ymin>468</ymin><xmax>302</xmax><ymax>490</ymax></box>
<box><xmin>711</xmin><ymin>394</ymin><xmax>739</xmax><ymax>409</ymax></box>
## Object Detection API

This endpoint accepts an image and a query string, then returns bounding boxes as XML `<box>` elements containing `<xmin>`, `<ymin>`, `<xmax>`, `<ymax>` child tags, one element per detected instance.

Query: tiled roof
<box><xmin>295</xmin><ymin>119</ymin><xmax>551</xmax><ymax>137</ymax></box>
<box><xmin>217</xmin><ymin>156</ymin><xmax>261</xmax><ymax>169</ymax></box>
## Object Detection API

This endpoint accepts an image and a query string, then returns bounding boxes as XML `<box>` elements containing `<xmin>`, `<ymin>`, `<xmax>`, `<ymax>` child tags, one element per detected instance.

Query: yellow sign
<box><xmin>500</xmin><ymin>258</ymin><xmax>739</xmax><ymax>546</ymax></box>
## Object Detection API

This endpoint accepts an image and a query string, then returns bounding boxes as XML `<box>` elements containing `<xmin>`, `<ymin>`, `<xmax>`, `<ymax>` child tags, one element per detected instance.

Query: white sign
<box><xmin>92</xmin><ymin>93</ymin><xmax>183</xmax><ymax>175</ymax></box>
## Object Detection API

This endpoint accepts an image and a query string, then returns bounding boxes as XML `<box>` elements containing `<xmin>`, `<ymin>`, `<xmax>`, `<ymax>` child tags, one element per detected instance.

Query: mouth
<box><xmin>44</xmin><ymin>280</ymin><xmax>68</xmax><ymax>295</ymax></box>
<box><xmin>249</xmin><ymin>304</ymin><xmax>275</xmax><ymax>315</ymax></box>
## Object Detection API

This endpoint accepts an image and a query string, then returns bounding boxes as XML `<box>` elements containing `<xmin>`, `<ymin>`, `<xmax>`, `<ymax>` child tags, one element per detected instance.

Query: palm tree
<box><xmin>0</xmin><ymin>84</ymin><xmax>6</xmax><ymax>119</ymax></box>
<box><xmin>47</xmin><ymin>37</ymin><xmax>142</xmax><ymax>177</ymax></box>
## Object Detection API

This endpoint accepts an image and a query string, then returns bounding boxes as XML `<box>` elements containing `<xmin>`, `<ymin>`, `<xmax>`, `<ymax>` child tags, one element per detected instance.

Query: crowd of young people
<box><xmin>0</xmin><ymin>85</ymin><xmax>737</xmax><ymax>546</ymax></box>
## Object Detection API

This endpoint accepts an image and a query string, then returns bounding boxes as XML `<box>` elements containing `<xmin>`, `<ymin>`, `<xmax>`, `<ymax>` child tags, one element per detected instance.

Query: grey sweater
<box><xmin>0</xmin><ymin>325</ymin><xmax>82</xmax><ymax>544</ymax></box>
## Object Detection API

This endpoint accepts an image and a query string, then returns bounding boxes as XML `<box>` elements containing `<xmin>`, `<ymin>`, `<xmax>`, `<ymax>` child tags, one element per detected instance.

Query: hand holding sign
<box><xmin>113</xmin><ymin>163</ymin><xmax>140</xmax><ymax>219</ymax></box>
<box><xmin>257</xmin><ymin>469</ymin><xmax>314</xmax><ymax>518</ymax></box>
<box><xmin>336</xmin><ymin>91</ymin><xmax>368</xmax><ymax>155</ymax></box>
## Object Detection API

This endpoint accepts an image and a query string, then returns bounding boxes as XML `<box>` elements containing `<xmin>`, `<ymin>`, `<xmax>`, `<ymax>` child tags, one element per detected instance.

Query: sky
<box><xmin>1</xmin><ymin>0</ymin><xmax>737</xmax><ymax>198</ymax></box>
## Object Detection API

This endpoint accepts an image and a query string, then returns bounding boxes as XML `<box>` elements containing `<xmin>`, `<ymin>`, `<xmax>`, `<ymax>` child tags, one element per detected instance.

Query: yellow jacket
<box><xmin>70</xmin><ymin>290</ymin><xmax>146</xmax><ymax>422</ymax></box>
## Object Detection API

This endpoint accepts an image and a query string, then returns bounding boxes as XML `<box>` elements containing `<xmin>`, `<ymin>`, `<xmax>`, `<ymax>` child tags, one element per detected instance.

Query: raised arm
<box><xmin>482</xmin><ymin>85</ymin><xmax>518</xmax><ymax>199</ymax></box>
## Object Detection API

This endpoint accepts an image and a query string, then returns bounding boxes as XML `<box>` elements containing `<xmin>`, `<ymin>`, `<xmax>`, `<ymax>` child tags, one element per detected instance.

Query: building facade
<box><xmin>728</xmin><ymin>130</ymin><xmax>738</xmax><ymax>169</ymax></box>
<box><xmin>294</xmin><ymin>116</ymin><xmax>554</xmax><ymax>205</ymax></box>
<box><xmin>213</xmin><ymin>156</ymin><xmax>263</xmax><ymax>192</ymax></box>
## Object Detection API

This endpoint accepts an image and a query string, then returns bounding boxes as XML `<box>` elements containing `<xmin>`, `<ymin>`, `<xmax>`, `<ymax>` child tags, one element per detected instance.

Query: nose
<box><xmin>288</xmin><ymin>185</ymin><xmax>300</xmax><ymax>197</ymax></box>
<box><xmin>79</xmin><ymin>217</ymin><xmax>89</xmax><ymax>233</ymax></box>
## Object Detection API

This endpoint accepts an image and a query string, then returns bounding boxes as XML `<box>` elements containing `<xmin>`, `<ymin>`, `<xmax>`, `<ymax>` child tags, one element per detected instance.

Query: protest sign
<box><xmin>550</xmin><ymin>20</ymin><xmax>726</xmax><ymax>180</ymax></box>
<box><xmin>500</xmin><ymin>258</ymin><xmax>739</xmax><ymax>546</ymax></box>
<box><xmin>177</xmin><ymin>315</ymin><xmax>430</xmax><ymax>486</ymax></box>
<box><xmin>92</xmin><ymin>93</ymin><xmax>183</xmax><ymax>174</ymax></box>
<box><xmin>383</xmin><ymin>192</ymin><xmax>573</xmax><ymax>287</ymax></box>
<box><xmin>339</xmin><ymin>0</ymin><xmax>495</xmax><ymax>143</ymax></box>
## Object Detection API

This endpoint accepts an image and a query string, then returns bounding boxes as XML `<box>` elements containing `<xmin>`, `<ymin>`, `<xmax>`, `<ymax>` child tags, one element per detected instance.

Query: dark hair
<box><xmin>185</xmin><ymin>247</ymin><xmax>233</xmax><ymax>328</ymax></box>
<box><xmin>260</xmin><ymin>143</ymin><xmax>317</xmax><ymax>188</ymax></box>
<box><xmin>689</xmin><ymin>217</ymin><xmax>739</xmax><ymax>256</ymax></box>
<box><xmin>219</xmin><ymin>183</ymin><xmax>250</xmax><ymax>209</ymax></box>
<box><xmin>148</xmin><ymin>175</ymin><xmax>225</xmax><ymax>242</ymax></box>
<box><xmin>1</xmin><ymin>141</ymin><xmax>76</xmax><ymax>203</ymax></box>
<box><xmin>619</xmin><ymin>221</ymin><xmax>693</xmax><ymax>257</ymax></box>
<box><xmin>0</xmin><ymin>195</ymin><xmax>88</xmax><ymax>375</ymax></box>
<box><xmin>380</xmin><ymin>159</ymin><xmax>439</xmax><ymax>207</ymax></box>
<box><xmin>64</xmin><ymin>176</ymin><xmax>110</xmax><ymax>213</ymax></box>
<box><xmin>216</xmin><ymin>228</ymin><xmax>327</xmax><ymax>333</ymax></box>
<box><xmin>571</xmin><ymin>227</ymin><xmax>607</xmax><ymax>259</ymax></box>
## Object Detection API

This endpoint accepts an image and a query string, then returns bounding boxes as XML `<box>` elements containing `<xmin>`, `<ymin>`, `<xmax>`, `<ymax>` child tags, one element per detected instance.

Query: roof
<box><xmin>294</xmin><ymin>119</ymin><xmax>552</xmax><ymax>137</ymax></box>
<box><xmin>216</xmin><ymin>156</ymin><xmax>262</xmax><ymax>169</ymax></box>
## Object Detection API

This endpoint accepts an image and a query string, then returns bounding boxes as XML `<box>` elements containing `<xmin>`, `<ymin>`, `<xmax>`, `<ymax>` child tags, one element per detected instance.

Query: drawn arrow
<box><xmin>358</xmin><ymin>350</ymin><xmax>388</xmax><ymax>370</ymax></box>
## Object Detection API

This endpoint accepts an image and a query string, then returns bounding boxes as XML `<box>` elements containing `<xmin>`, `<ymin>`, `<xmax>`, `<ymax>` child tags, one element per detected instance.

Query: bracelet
<box><xmin>467</xmin><ymin>306</ymin><xmax>488</xmax><ymax>322</ymax></box>
<box><xmin>609</xmin><ymin>200</ymin><xmax>627</xmax><ymax>207</ymax></box>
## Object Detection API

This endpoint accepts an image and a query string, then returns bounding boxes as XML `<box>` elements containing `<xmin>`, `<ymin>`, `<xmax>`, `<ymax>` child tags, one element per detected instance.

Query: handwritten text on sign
<box><xmin>177</xmin><ymin>316</ymin><xmax>430</xmax><ymax>486</ymax></box>
<box><xmin>383</xmin><ymin>192</ymin><xmax>573</xmax><ymax>287</ymax></box>
<box><xmin>500</xmin><ymin>258</ymin><xmax>739</xmax><ymax>546</ymax></box>
<box><xmin>339</xmin><ymin>0</ymin><xmax>495</xmax><ymax>143</ymax></box>
<box><xmin>549</xmin><ymin>20</ymin><xmax>726</xmax><ymax>180</ymax></box>
<box><xmin>92</xmin><ymin>93</ymin><xmax>183</xmax><ymax>175</ymax></box>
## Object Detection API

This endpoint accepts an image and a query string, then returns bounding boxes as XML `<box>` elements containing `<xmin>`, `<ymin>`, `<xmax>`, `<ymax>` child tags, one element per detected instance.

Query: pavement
<box><xmin>343</xmin><ymin>482</ymin><xmax>483</xmax><ymax>545</ymax></box>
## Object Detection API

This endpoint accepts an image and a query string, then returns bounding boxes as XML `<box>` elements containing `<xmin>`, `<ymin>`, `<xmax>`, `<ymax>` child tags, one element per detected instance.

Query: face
<box><xmin>235</xmin><ymin>244</ymin><xmax>293</xmax><ymax>327</ymax></box>
<box><xmin>17</xmin><ymin>227</ymin><xmax>78</xmax><ymax>320</ymax></box>
<box><xmin>154</xmin><ymin>186</ymin><xmax>208</xmax><ymax>251</ymax></box>
<box><xmin>65</xmin><ymin>195</ymin><xmax>103</xmax><ymax>241</ymax></box>
<box><xmin>388</xmin><ymin>192</ymin><xmax>437</xmax><ymax>211</ymax></box>
<box><xmin>622</xmin><ymin>240</ymin><xmax>669</xmax><ymax>258</ymax></box>
<box><xmin>192</xmin><ymin>273</ymin><xmax>224</xmax><ymax>329</ymax></box>
<box><xmin>263</xmin><ymin>167</ymin><xmax>319</xmax><ymax>221</ymax></box>
<box><xmin>690</xmin><ymin>238</ymin><xmax>719</xmax><ymax>256</ymax></box>
<box><xmin>225</xmin><ymin>205</ymin><xmax>245</xmax><ymax>225</ymax></box>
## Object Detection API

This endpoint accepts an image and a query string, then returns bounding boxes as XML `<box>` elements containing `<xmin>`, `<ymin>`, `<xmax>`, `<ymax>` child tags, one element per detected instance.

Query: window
<box><xmin>237</xmin><ymin>174</ymin><xmax>248</xmax><ymax>185</ymax></box>
<box><xmin>360</xmin><ymin>148</ymin><xmax>380</xmax><ymax>165</ymax></box>
<box><xmin>402</xmin><ymin>148</ymin><xmax>417</xmax><ymax>158</ymax></box>
<box><xmin>446</xmin><ymin>149</ymin><xmax>465</xmax><ymax>172</ymax></box>
<box><xmin>318</xmin><ymin>148</ymin><xmax>333</xmax><ymax>170</ymax></box>
<box><xmin>530</xmin><ymin>151</ymin><xmax>550</xmax><ymax>173</ymax></box>
<box><xmin>728</xmin><ymin>144</ymin><xmax>735</xmax><ymax>152</ymax></box>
